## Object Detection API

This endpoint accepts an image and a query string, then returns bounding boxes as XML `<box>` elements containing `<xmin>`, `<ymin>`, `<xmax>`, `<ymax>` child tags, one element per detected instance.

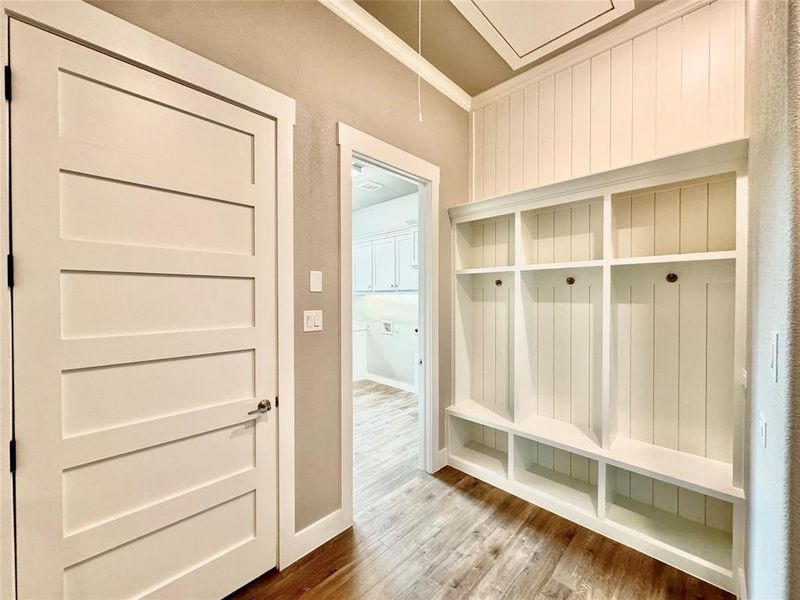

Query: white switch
<box><xmin>303</xmin><ymin>310</ymin><xmax>323</xmax><ymax>332</ymax></box>
<box><xmin>770</xmin><ymin>331</ymin><xmax>779</xmax><ymax>383</ymax></box>
<box><xmin>310</xmin><ymin>271</ymin><xmax>323</xmax><ymax>293</ymax></box>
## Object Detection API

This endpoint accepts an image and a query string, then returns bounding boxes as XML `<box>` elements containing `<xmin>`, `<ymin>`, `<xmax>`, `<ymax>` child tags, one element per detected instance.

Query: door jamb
<box><xmin>338</xmin><ymin>122</ymin><xmax>441</xmax><ymax>529</ymax></box>
<box><xmin>0</xmin><ymin>2</ymin><xmax>297</xmax><ymax>594</ymax></box>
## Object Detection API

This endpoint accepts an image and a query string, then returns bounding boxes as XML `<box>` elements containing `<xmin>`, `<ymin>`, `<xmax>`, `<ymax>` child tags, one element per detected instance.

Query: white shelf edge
<box><xmin>609</xmin><ymin>250</ymin><xmax>736</xmax><ymax>266</ymax></box>
<box><xmin>446</xmin><ymin>403</ymin><xmax>744</xmax><ymax>502</ymax></box>
<box><xmin>519</xmin><ymin>260</ymin><xmax>604</xmax><ymax>272</ymax></box>
<box><xmin>454</xmin><ymin>266</ymin><xmax>515</xmax><ymax>276</ymax></box>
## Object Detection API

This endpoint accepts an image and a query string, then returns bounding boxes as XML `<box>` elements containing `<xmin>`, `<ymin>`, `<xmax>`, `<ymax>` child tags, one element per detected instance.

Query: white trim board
<box><xmin>338</xmin><ymin>122</ymin><xmax>441</xmax><ymax>536</ymax></box>
<box><xmin>0</xmin><ymin>1</ymin><xmax>297</xmax><ymax>595</ymax></box>
<box><xmin>319</xmin><ymin>0</ymin><xmax>471</xmax><ymax>111</ymax></box>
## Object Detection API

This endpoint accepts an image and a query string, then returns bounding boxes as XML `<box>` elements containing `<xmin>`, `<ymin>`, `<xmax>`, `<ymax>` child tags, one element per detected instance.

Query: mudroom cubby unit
<box><xmin>447</xmin><ymin>141</ymin><xmax>747</xmax><ymax>594</ymax></box>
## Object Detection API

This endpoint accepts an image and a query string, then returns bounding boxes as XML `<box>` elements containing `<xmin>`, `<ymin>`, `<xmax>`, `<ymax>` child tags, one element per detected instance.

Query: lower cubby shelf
<box><xmin>449</xmin><ymin>415</ymin><xmax>509</xmax><ymax>479</ymax></box>
<box><xmin>513</xmin><ymin>436</ymin><xmax>598</xmax><ymax>516</ymax></box>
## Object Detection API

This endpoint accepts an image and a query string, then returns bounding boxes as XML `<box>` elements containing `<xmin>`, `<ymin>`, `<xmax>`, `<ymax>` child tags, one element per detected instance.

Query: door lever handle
<box><xmin>248</xmin><ymin>399</ymin><xmax>272</xmax><ymax>415</ymax></box>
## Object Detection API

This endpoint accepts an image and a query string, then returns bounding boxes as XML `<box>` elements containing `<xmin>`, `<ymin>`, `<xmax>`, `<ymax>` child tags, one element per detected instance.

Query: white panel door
<box><xmin>353</xmin><ymin>241</ymin><xmax>374</xmax><ymax>292</ymax></box>
<box><xmin>11</xmin><ymin>21</ymin><xmax>278</xmax><ymax>599</ymax></box>
<box><xmin>396</xmin><ymin>233</ymin><xmax>418</xmax><ymax>291</ymax></box>
<box><xmin>373</xmin><ymin>238</ymin><xmax>397</xmax><ymax>291</ymax></box>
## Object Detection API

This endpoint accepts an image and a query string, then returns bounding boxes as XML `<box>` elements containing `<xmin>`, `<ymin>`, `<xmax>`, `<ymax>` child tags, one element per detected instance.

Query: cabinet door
<box><xmin>353</xmin><ymin>241</ymin><xmax>373</xmax><ymax>292</ymax></box>
<box><xmin>396</xmin><ymin>232</ymin><xmax>418</xmax><ymax>291</ymax></box>
<box><xmin>373</xmin><ymin>238</ymin><xmax>397</xmax><ymax>291</ymax></box>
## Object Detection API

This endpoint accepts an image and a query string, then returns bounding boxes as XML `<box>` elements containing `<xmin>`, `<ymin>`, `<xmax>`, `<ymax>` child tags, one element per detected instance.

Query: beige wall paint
<box><xmin>90</xmin><ymin>0</ymin><xmax>468</xmax><ymax>531</ymax></box>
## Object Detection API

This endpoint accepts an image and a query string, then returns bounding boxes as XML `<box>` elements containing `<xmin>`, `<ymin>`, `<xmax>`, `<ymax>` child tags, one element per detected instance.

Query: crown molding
<box><xmin>319</xmin><ymin>0</ymin><xmax>472</xmax><ymax>112</ymax></box>
<box><xmin>470</xmin><ymin>0</ymin><xmax>712</xmax><ymax>109</ymax></box>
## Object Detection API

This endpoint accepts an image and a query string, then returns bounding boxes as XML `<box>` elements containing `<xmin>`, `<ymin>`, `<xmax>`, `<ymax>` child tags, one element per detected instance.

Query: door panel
<box><xmin>373</xmin><ymin>238</ymin><xmax>397</xmax><ymax>291</ymax></box>
<box><xmin>11</xmin><ymin>20</ymin><xmax>277</xmax><ymax>599</ymax></box>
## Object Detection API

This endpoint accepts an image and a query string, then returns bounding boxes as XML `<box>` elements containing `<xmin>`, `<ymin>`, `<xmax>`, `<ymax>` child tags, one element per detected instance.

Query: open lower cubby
<box><xmin>611</xmin><ymin>174</ymin><xmax>736</xmax><ymax>260</ymax></box>
<box><xmin>520</xmin><ymin>199</ymin><xmax>603</xmax><ymax>266</ymax></box>
<box><xmin>513</xmin><ymin>436</ymin><xmax>598</xmax><ymax>516</ymax></box>
<box><xmin>611</xmin><ymin>259</ymin><xmax>736</xmax><ymax>466</ymax></box>
<box><xmin>517</xmin><ymin>266</ymin><xmax>602</xmax><ymax>439</ymax></box>
<box><xmin>449</xmin><ymin>416</ymin><xmax>508</xmax><ymax>479</ymax></box>
<box><xmin>606</xmin><ymin>466</ymin><xmax>733</xmax><ymax>572</ymax></box>
<box><xmin>453</xmin><ymin>271</ymin><xmax>514</xmax><ymax>421</ymax></box>
<box><xmin>455</xmin><ymin>213</ymin><xmax>515</xmax><ymax>270</ymax></box>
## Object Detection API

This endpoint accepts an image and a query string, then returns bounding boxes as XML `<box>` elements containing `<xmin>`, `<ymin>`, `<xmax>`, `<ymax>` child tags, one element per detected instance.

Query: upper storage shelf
<box><xmin>521</xmin><ymin>199</ymin><xmax>603</xmax><ymax>266</ymax></box>
<box><xmin>455</xmin><ymin>213</ymin><xmax>514</xmax><ymax>270</ymax></box>
<box><xmin>611</xmin><ymin>174</ymin><xmax>736</xmax><ymax>260</ymax></box>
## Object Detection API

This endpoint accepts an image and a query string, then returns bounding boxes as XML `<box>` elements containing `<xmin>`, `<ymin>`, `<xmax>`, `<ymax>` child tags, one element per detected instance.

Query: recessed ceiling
<box><xmin>352</xmin><ymin>161</ymin><xmax>418</xmax><ymax>211</ymax></box>
<box><xmin>450</xmin><ymin>0</ymin><xmax>635</xmax><ymax>69</ymax></box>
<box><xmin>355</xmin><ymin>0</ymin><xmax>661</xmax><ymax>96</ymax></box>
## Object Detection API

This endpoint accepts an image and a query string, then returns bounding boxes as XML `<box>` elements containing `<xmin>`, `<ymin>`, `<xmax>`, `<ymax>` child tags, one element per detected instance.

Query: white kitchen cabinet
<box><xmin>372</xmin><ymin>237</ymin><xmax>397</xmax><ymax>291</ymax></box>
<box><xmin>396</xmin><ymin>232</ymin><xmax>418</xmax><ymax>291</ymax></box>
<box><xmin>353</xmin><ymin>241</ymin><xmax>373</xmax><ymax>292</ymax></box>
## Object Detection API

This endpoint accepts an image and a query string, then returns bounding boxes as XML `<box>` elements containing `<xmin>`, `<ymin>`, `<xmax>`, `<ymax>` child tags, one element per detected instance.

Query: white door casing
<box><xmin>11</xmin><ymin>19</ymin><xmax>278</xmax><ymax>599</ymax></box>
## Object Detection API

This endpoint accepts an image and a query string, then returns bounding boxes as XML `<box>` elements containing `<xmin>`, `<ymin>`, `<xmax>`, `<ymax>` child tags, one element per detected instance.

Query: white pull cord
<box><xmin>417</xmin><ymin>0</ymin><xmax>423</xmax><ymax>123</ymax></box>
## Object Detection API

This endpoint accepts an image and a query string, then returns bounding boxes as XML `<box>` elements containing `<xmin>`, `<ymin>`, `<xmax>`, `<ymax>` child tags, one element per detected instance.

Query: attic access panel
<box><xmin>450</xmin><ymin>0</ymin><xmax>635</xmax><ymax>69</ymax></box>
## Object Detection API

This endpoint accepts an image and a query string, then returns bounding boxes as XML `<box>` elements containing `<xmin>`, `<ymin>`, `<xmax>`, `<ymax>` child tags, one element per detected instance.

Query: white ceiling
<box><xmin>352</xmin><ymin>161</ymin><xmax>418</xmax><ymax>211</ymax></box>
<box><xmin>451</xmin><ymin>0</ymin><xmax>635</xmax><ymax>70</ymax></box>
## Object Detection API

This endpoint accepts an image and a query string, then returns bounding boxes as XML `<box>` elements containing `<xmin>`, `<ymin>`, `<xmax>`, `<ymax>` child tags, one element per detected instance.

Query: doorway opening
<box><xmin>351</xmin><ymin>159</ymin><xmax>421</xmax><ymax>505</ymax></box>
<box><xmin>338</xmin><ymin>123</ymin><xmax>440</xmax><ymax>529</ymax></box>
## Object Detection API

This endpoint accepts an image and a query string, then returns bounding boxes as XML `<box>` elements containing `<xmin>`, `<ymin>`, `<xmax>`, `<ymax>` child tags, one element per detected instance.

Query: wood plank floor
<box><xmin>228</xmin><ymin>381</ymin><xmax>733</xmax><ymax>600</ymax></box>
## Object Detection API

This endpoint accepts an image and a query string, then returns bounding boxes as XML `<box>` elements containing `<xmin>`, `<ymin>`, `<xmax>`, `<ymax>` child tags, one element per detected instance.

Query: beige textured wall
<box><xmin>90</xmin><ymin>0</ymin><xmax>468</xmax><ymax>530</ymax></box>
<box><xmin>745</xmin><ymin>0</ymin><xmax>800</xmax><ymax>597</ymax></box>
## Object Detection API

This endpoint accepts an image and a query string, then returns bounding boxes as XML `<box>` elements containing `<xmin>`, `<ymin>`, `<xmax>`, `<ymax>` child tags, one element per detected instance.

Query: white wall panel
<box><xmin>469</xmin><ymin>1</ymin><xmax>745</xmax><ymax>202</ymax></box>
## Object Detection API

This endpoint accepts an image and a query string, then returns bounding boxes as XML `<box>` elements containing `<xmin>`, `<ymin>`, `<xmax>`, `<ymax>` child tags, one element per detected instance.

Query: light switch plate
<box><xmin>310</xmin><ymin>271</ymin><xmax>323</xmax><ymax>293</ymax></box>
<box><xmin>303</xmin><ymin>310</ymin><xmax>323</xmax><ymax>332</ymax></box>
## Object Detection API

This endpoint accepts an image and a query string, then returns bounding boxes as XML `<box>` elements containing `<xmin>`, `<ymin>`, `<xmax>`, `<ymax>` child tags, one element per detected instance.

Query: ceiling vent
<box><xmin>356</xmin><ymin>180</ymin><xmax>384</xmax><ymax>192</ymax></box>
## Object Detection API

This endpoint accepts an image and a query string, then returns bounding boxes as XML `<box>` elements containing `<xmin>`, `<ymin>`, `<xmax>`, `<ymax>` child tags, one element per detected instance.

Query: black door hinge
<box><xmin>275</xmin><ymin>396</ymin><xmax>279</xmax><ymax>408</ymax></box>
<box><xmin>4</xmin><ymin>65</ymin><xmax>10</xmax><ymax>102</ymax></box>
<box><xmin>9</xmin><ymin>439</ymin><xmax>15</xmax><ymax>473</ymax></box>
<box><xmin>6</xmin><ymin>255</ymin><xmax>13</xmax><ymax>289</ymax></box>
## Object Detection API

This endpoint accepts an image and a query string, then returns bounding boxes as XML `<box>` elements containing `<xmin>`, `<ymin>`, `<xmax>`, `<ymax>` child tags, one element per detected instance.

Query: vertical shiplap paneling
<box><xmin>572</xmin><ymin>60</ymin><xmax>591</xmax><ymax>178</ymax></box>
<box><xmin>523</xmin><ymin>84</ymin><xmax>539</xmax><ymax>189</ymax></box>
<box><xmin>614</xmin><ymin>281</ymin><xmax>632</xmax><ymax>435</ymax></box>
<box><xmin>678</xmin><ymin>280</ymin><xmax>707</xmax><ymax>456</ymax></box>
<box><xmin>496</xmin><ymin>96</ymin><xmax>510</xmax><ymax>196</ymax></box>
<box><xmin>590</xmin><ymin>51</ymin><xmax>612</xmax><ymax>173</ymax></box>
<box><xmin>679</xmin><ymin>488</ymin><xmax>707</xmax><ymax>524</ymax></box>
<box><xmin>483</xmin><ymin>103</ymin><xmax>497</xmax><ymax>200</ymax></box>
<box><xmin>680</xmin><ymin>183</ymin><xmax>709</xmax><ymax>253</ymax></box>
<box><xmin>538</xmin><ymin>76</ymin><xmax>556</xmax><ymax>186</ymax></box>
<box><xmin>520</xmin><ymin>280</ymin><xmax>539</xmax><ymax>417</ymax></box>
<box><xmin>509</xmin><ymin>90</ymin><xmax>524</xmax><ymax>193</ymax></box>
<box><xmin>631</xmin><ymin>193</ymin><xmax>656</xmax><ymax>257</ymax></box>
<box><xmin>632</xmin><ymin>30</ymin><xmax>657</xmax><ymax>163</ymax></box>
<box><xmin>553</xmin><ymin>208</ymin><xmax>572</xmax><ymax>262</ymax></box>
<box><xmin>495</xmin><ymin>283</ymin><xmax>511</xmax><ymax>418</ymax></box>
<box><xmin>655</xmin><ymin>18</ymin><xmax>683</xmax><ymax>156</ymax></box>
<box><xmin>537</xmin><ymin>211</ymin><xmax>555</xmax><ymax>263</ymax></box>
<box><xmin>537</xmin><ymin>285</ymin><xmax>555</xmax><ymax>418</ymax></box>
<box><xmin>571</xmin><ymin>204</ymin><xmax>591</xmax><ymax>261</ymax></box>
<box><xmin>653</xmin><ymin>480</ymin><xmax>679</xmax><ymax>514</ymax></box>
<box><xmin>590</xmin><ymin>202</ymin><xmax>604</xmax><ymax>259</ymax></box>
<box><xmin>612</xmin><ymin>196</ymin><xmax>632</xmax><ymax>258</ymax></box>
<box><xmin>708</xmin><ymin>178</ymin><xmax>736</xmax><ymax>250</ymax></box>
<box><xmin>571</xmin><ymin>282</ymin><xmax>591</xmax><ymax>429</ymax></box>
<box><xmin>629</xmin><ymin>282</ymin><xmax>654</xmax><ymax>443</ymax></box>
<box><xmin>630</xmin><ymin>472</ymin><xmax>654</xmax><ymax>505</ymax></box>
<box><xmin>553</xmin><ymin>284</ymin><xmax>571</xmax><ymax>423</ymax></box>
<box><xmin>610</xmin><ymin>41</ymin><xmax>633</xmax><ymax>169</ymax></box>
<box><xmin>554</xmin><ymin>69</ymin><xmax>573</xmax><ymax>182</ymax></box>
<box><xmin>653</xmin><ymin>282</ymin><xmax>679</xmax><ymax>450</ymax></box>
<box><xmin>706</xmin><ymin>278</ymin><xmax>735</xmax><ymax>461</ymax></box>
<box><xmin>471</xmin><ymin>283</ymin><xmax>484</xmax><ymax>406</ymax></box>
<box><xmin>482</xmin><ymin>221</ymin><xmax>497</xmax><ymax>267</ymax></box>
<box><xmin>521</xmin><ymin>211</ymin><xmax>539</xmax><ymax>265</ymax></box>
<box><xmin>654</xmin><ymin>189</ymin><xmax>680</xmax><ymax>255</ymax></box>
<box><xmin>709</xmin><ymin>0</ymin><xmax>736</xmax><ymax>143</ymax></box>
<box><xmin>472</xmin><ymin>109</ymin><xmax>484</xmax><ymax>202</ymax></box>
<box><xmin>681</xmin><ymin>5</ymin><xmax>710</xmax><ymax>150</ymax></box>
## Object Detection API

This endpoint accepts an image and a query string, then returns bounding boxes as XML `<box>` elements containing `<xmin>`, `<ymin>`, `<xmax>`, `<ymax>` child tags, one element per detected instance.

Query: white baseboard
<box><xmin>362</xmin><ymin>373</ymin><xmax>416</xmax><ymax>393</ymax></box>
<box><xmin>736</xmin><ymin>568</ymin><xmax>747</xmax><ymax>600</ymax></box>
<box><xmin>279</xmin><ymin>509</ymin><xmax>351</xmax><ymax>569</ymax></box>
<box><xmin>434</xmin><ymin>447</ymin><xmax>448</xmax><ymax>472</ymax></box>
